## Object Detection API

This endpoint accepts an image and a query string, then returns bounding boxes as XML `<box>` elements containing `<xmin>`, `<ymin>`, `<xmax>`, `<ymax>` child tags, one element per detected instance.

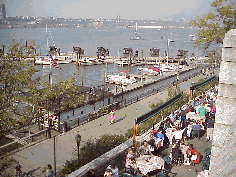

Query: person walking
<box><xmin>46</xmin><ymin>164</ymin><xmax>54</xmax><ymax>177</ymax></box>
<box><xmin>15</xmin><ymin>163</ymin><xmax>22</xmax><ymax>177</ymax></box>
<box><xmin>108</xmin><ymin>110</ymin><xmax>115</xmax><ymax>125</ymax></box>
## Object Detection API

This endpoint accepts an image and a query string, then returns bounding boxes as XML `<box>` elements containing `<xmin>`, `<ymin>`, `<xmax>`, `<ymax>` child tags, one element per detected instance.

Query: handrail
<box><xmin>190</xmin><ymin>75</ymin><xmax>216</xmax><ymax>90</ymax></box>
<box><xmin>136</xmin><ymin>92</ymin><xmax>183</xmax><ymax>125</ymax></box>
<box><xmin>0</xmin><ymin>129</ymin><xmax>48</xmax><ymax>150</ymax></box>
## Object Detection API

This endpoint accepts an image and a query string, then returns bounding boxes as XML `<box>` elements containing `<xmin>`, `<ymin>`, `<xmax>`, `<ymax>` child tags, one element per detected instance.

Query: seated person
<box><xmin>175</xmin><ymin>113</ymin><xmax>182</xmax><ymax>128</ymax></box>
<box><xmin>170</xmin><ymin>144</ymin><xmax>183</xmax><ymax>164</ymax></box>
<box><xmin>104</xmin><ymin>169</ymin><xmax>113</xmax><ymax>177</ymax></box>
<box><xmin>129</xmin><ymin>157</ymin><xmax>138</xmax><ymax>171</ymax></box>
<box><xmin>172</xmin><ymin>127</ymin><xmax>184</xmax><ymax>141</ymax></box>
<box><xmin>154</xmin><ymin>129</ymin><xmax>165</xmax><ymax>141</ymax></box>
<box><xmin>172</xmin><ymin>144</ymin><xmax>182</xmax><ymax>155</ymax></box>
<box><xmin>86</xmin><ymin>169</ymin><xmax>95</xmax><ymax>177</ymax></box>
<box><xmin>138</xmin><ymin>140</ymin><xmax>152</xmax><ymax>156</ymax></box>
<box><xmin>159</xmin><ymin>122</ymin><xmax>165</xmax><ymax>131</ymax></box>
<box><xmin>164</xmin><ymin>120</ymin><xmax>173</xmax><ymax>130</ymax></box>
<box><xmin>181</xmin><ymin>136</ymin><xmax>189</xmax><ymax>146</ymax></box>
<box><xmin>187</xmin><ymin>144</ymin><xmax>201</xmax><ymax>165</ymax></box>
<box><xmin>191</xmin><ymin>122</ymin><xmax>201</xmax><ymax>138</ymax></box>
<box><xmin>125</xmin><ymin>148</ymin><xmax>134</xmax><ymax>168</ymax></box>
<box><xmin>107</xmin><ymin>163</ymin><xmax>119</xmax><ymax>177</ymax></box>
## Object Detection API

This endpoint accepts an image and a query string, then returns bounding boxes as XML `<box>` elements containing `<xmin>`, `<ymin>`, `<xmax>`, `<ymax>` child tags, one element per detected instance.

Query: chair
<box><xmin>202</xmin><ymin>158</ymin><xmax>210</xmax><ymax>170</ymax></box>
<box><xmin>191</xmin><ymin>130</ymin><xmax>200</xmax><ymax>140</ymax></box>
<box><xmin>172</xmin><ymin>153</ymin><xmax>183</xmax><ymax>166</ymax></box>
<box><xmin>161</xmin><ymin>169</ymin><xmax>170</xmax><ymax>176</ymax></box>
<box><xmin>120</xmin><ymin>172</ymin><xmax>133</xmax><ymax>177</ymax></box>
<box><xmin>132</xmin><ymin>169</ymin><xmax>142</xmax><ymax>177</ymax></box>
<box><xmin>204</xmin><ymin>148</ymin><xmax>211</xmax><ymax>159</ymax></box>
<box><xmin>163</xmin><ymin>156</ymin><xmax>172</xmax><ymax>165</ymax></box>
<box><xmin>156</xmin><ymin>171</ymin><xmax>166</xmax><ymax>177</ymax></box>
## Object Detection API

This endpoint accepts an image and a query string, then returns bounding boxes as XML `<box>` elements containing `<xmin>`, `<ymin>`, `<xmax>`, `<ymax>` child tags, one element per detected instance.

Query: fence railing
<box><xmin>0</xmin><ymin>128</ymin><xmax>48</xmax><ymax>156</ymax></box>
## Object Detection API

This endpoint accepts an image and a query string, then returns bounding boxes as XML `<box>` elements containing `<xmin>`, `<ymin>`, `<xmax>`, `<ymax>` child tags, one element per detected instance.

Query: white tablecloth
<box><xmin>186</xmin><ymin>112</ymin><xmax>200</xmax><ymax>121</ymax></box>
<box><xmin>136</xmin><ymin>155</ymin><xmax>165</xmax><ymax>175</ymax></box>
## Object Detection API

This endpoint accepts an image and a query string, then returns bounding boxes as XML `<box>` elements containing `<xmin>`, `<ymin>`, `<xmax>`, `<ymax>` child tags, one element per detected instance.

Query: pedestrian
<box><xmin>15</xmin><ymin>163</ymin><xmax>22</xmax><ymax>177</ymax></box>
<box><xmin>46</xmin><ymin>164</ymin><xmax>54</xmax><ymax>177</ymax></box>
<box><xmin>108</xmin><ymin>110</ymin><xmax>115</xmax><ymax>124</ymax></box>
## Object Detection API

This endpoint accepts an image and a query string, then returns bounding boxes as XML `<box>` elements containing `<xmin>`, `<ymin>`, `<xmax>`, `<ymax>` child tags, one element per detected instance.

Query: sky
<box><xmin>5</xmin><ymin>0</ymin><xmax>215</xmax><ymax>21</ymax></box>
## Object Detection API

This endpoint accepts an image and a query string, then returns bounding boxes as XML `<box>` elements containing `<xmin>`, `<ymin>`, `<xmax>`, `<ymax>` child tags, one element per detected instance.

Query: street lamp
<box><xmin>75</xmin><ymin>133</ymin><xmax>81</xmax><ymax>163</ymax></box>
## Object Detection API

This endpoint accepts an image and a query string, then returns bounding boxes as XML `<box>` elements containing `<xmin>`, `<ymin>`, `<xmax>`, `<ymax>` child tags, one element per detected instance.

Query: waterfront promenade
<box><xmin>6</xmin><ymin>71</ymin><xmax>214</xmax><ymax>177</ymax></box>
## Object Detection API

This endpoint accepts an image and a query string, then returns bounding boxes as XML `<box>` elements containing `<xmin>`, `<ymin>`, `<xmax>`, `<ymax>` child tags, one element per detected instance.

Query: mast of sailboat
<box><xmin>167</xmin><ymin>39</ymin><xmax>169</xmax><ymax>65</ymax></box>
<box><xmin>46</xmin><ymin>24</ymin><xmax>48</xmax><ymax>50</ymax></box>
<box><xmin>135</xmin><ymin>22</ymin><xmax>137</xmax><ymax>34</ymax></box>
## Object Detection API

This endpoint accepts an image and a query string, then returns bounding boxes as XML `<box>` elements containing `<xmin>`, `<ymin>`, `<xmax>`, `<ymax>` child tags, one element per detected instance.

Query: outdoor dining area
<box><xmin>116</xmin><ymin>88</ymin><xmax>217</xmax><ymax>177</ymax></box>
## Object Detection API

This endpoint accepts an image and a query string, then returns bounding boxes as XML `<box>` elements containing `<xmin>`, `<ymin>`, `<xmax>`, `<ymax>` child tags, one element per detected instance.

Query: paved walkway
<box><xmin>7</xmin><ymin>71</ymin><xmax>215</xmax><ymax>177</ymax></box>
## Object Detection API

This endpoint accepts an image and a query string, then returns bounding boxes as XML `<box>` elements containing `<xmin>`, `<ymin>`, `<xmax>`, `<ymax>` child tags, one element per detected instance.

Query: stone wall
<box><xmin>209</xmin><ymin>29</ymin><xmax>236</xmax><ymax>176</ymax></box>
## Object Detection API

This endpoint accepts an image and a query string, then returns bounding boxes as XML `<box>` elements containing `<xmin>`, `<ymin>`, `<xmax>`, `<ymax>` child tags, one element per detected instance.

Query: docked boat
<box><xmin>154</xmin><ymin>64</ymin><xmax>176</xmax><ymax>72</ymax></box>
<box><xmin>78</xmin><ymin>57</ymin><xmax>97</xmax><ymax>65</ymax></box>
<box><xmin>35</xmin><ymin>55</ymin><xmax>73</xmax><ymax>65</ymax></box>
<box><xmin>54</xmin><ymin>56</ymin><xmax>73</xmax><ymax>64</ymax></box>
<box><xmin>107</xmin><ymin>70</ymin><xmax>137</xmax><ymax>85</ymax></box>
<box><xmin>35</xmin><ymin>56</ymin><xmax>51</xmax><ymax>65</ymax></box>
<box><xmin>137</xmin><ymin>66</ymin><xmax>161</xmax><ymax>76</ymax></box>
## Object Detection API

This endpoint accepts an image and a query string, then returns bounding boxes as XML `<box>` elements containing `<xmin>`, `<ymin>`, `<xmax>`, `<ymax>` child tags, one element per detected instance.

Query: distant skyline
<box><xmin>5</xmin><ymin>0</ymin><xmax>214</xmax><ymax>21</ymax></box>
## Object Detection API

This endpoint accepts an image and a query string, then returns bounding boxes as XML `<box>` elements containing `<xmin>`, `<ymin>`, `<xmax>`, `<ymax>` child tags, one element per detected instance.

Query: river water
<box><xmin>0</xmin><ymin>26</ymin><xmax>204</xmax><ymax>122</ymax></box>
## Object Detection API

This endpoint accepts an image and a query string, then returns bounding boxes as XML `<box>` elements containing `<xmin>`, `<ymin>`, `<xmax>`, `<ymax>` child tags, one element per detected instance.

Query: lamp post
<box><xmin>75</xmin><ymin>133</ymin><xmax>81</xmax><ymax>163</ymax></box>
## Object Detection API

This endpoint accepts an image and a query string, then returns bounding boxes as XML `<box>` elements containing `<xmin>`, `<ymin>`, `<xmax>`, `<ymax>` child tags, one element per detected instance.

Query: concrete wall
<box><xmin>209</xmin><ymin>29</ymin><xmax>236</xmax><ymax>176</ymax></box>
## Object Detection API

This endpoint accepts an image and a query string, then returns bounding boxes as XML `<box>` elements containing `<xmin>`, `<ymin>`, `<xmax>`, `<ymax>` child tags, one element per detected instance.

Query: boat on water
<box><xmin>137</xmin><ymin>66</ymin><xmax>161</xmax><ymax>76</ymax></box>
<box><xmin>35</xmin><ymin>55</ymin><xmax>73</xmax><ymax>65</ymax></box>
<box><xmin>107</xmin><ymin>70</ymin><xmax>137</xmax><ymax>85</ymax></box>
<box><xmin>78</xmin><ymin>57</ymin><xmax>98</xmax><ymax>65</ymax></box>
<box><xmin>153</xmin><ymin>63</ymin><xmax>176</xmax><ymax>72</ymax></box>
<box><xmin>130</xmin><ymin>35</ymin><xmax>145</xmax><ymax>40</ymax></box>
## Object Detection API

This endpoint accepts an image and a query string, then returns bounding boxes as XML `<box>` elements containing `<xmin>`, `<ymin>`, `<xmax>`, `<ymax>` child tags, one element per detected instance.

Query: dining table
<box><xmin>136</xmin><ymin>155</ymin><xmax>165</xmax><ymax>175</ymax></box>
<box><xmin>186</xmin><ymin>112</ymin><xmax>201</xmax><ymax>121</ymax></box>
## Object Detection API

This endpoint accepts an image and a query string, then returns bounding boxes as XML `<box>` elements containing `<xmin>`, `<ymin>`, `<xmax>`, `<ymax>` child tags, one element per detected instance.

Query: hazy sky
<box><xmin>6</xmin><ymin>0</ymin><xmax>214</xmax><ymax>21</ymax></box>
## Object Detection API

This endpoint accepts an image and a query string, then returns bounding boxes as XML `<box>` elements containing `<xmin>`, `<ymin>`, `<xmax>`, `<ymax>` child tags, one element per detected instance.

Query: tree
<box><xmin>190</xmin><ymin>0</ymin><xmax>236</xmax><ymax>57</ymax></box>
<box><xmin>0</xmin><ymin>40</ymin><xmax>40</xmax><ymax>137</ymax></box>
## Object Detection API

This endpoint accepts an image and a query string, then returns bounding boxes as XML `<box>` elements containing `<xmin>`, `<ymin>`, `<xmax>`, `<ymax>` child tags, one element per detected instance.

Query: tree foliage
<box><xmin>0</xmin><ymin>40</ymin><xmax>40</xmax><ymax>136</ymax></box>
<box><xmin>190</xmin><ymin>0</ymin><xmax>236</xmax><ymax>52</ymax></box>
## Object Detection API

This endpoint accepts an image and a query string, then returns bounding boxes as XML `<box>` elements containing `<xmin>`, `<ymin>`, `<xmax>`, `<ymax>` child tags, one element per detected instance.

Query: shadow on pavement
<box><xmin>22</xmin><ymin>167</ymin><xmax>41</xmax><ymax>177</ymax></box>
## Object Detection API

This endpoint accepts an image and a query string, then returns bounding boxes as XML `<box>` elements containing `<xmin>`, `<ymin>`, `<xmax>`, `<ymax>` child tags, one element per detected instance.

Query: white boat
<box><xmin>153</xmin><ymin>64</ymin><xmax>176</xmax><ymax>72</ymax></box>
<box><xmin>78</xmin><ymin>57</ymin><xmax>89</xmax><ymax>65</ymax></box>
<box><xmin>86</xmin><ymin>58</ymin><xmax>97</xmax><ymax>65</ymax></box>
<box><xmin>94</xmin><ymin>58</ymin><xmax>105</xmax><ymax>64</ymax></box>
<box><xmin>107</xmin><ymin>71</ymin><xmax>137</xmax><ymax>85</ymax></box>
<box><xmin>35</xmin><ymin>56</ymin><xmax>51</xmax><ymax>65</ymax></box>
<box><xmin>54</xmin><ymin>56</ymin><xmax>73</xmax><ymax>64</ymax></box>
<box><xmin>78</xmin><ymin>57</ymin><xmax>97</xmax><ymax>65</ymax></box>
<box><xmin>117</xmin><ymin>58</ymin><xmax>129</xmax><ymax>66</ymax></box>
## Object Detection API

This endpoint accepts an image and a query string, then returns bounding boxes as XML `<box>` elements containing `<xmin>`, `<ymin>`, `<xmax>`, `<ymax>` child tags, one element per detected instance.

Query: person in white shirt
<box><xmin>107</xmin><ymin>163</ymin><xmax>119</xmax><ymax>177</ymax></box>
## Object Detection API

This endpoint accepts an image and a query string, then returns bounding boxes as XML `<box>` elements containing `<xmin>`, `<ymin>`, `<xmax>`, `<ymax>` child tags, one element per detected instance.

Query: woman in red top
<box><xmin>187</xmin><ymin>144</ymin><xmax>201</xmax><ymax>165</ymax></box>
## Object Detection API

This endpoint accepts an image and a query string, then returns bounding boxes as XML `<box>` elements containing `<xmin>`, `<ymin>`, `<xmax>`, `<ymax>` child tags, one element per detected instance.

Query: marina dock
<box><xmin>110</xmin><ymin>65</ymin><xmax>198</xmax><ymax>95</ymax></box>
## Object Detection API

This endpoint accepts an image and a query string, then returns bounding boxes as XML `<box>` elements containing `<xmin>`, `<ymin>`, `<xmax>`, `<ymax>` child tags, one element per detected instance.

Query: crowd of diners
<box><xmin>85</xmin><ymin>88</ymin><xmax>217</xmax><ymax>177</ymax></box>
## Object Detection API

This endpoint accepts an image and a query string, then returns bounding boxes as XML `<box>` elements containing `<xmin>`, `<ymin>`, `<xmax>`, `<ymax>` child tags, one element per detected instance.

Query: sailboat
<box><xmin>35</xmin><ymin>25</ymin><xmax>72</xmax><ymax>65</ymax></box>
<box><xmin>130</xmin><ymin>23</ymin><xmax>145</xmax><ymax>40</ymax></box>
